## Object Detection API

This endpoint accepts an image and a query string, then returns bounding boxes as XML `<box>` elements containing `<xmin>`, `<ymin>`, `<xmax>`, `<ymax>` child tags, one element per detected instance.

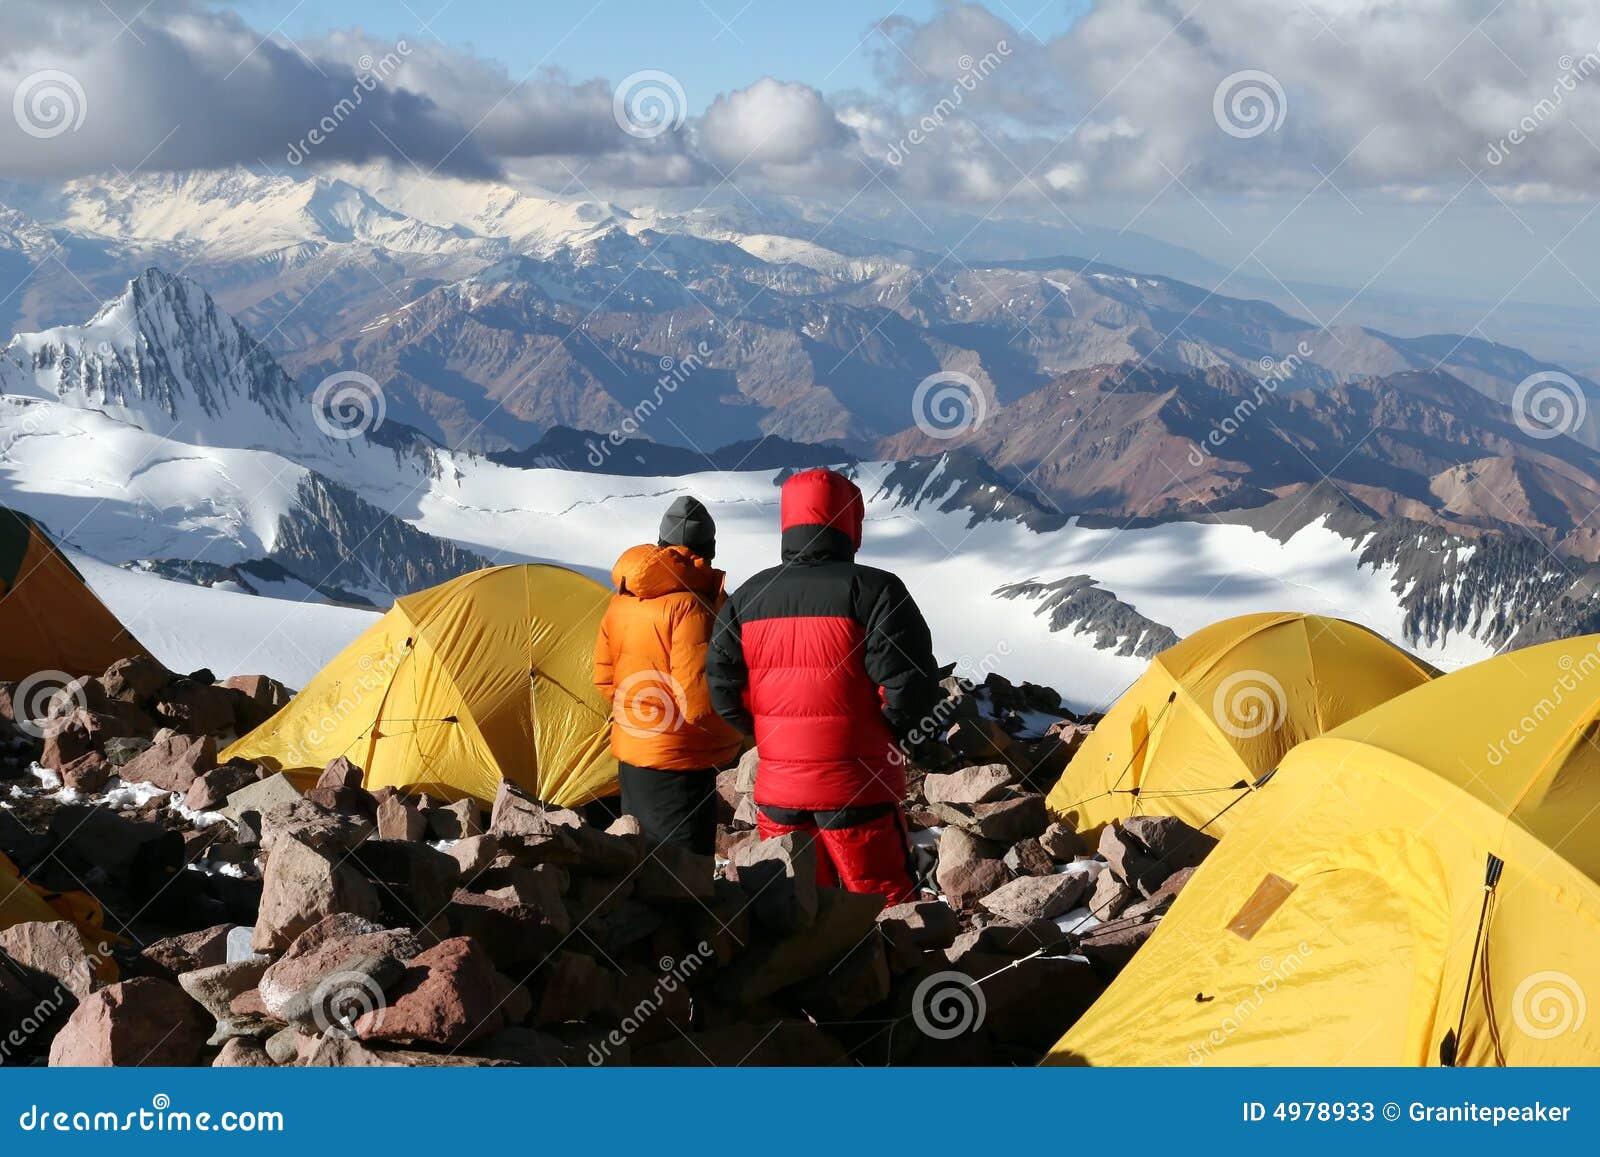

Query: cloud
<box><xmin>8</xmin><ymin>0</ymin><xmax>1600</xmax><ymax>207</ymax></box>
<box><xmin>699</xmin><ymin>79</ymin><xmax>853</xmax><ymax>170</ymax></box>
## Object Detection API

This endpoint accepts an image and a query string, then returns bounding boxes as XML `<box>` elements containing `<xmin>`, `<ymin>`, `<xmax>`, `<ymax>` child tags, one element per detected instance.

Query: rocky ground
<box><xmin>1</xmin><ymin>659</ymin><xmax>1214</xmax><ymax>1067</ymax></box>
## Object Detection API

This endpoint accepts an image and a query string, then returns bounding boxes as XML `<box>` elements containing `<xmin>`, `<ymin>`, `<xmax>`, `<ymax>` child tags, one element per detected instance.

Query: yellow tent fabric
<box><xmin>0</xmin><ymin>853</ymin><xmax>65</xmax><ymax>933</ymax></box>
<box><xmin>1045</xmin><ymin>612</ymin><xmax>1435</xmax><ymax>838</ymax></box>
<box><xmin>223</xmin><ymin>564</ymin><xmax>617</xmax><ymax>807</ymax></box>
<box><xmin>0</xmin><ymin>506</ymin><xmax>147</xmax><ymax>681</ymax></box>
<box><xmin>1049</xmin><ymin>635</ymin><xmax>1600</xmax><ymax>1066</ymax></box>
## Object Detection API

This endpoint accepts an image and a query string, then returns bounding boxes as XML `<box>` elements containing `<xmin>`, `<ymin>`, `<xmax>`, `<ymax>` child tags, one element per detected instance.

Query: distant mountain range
<box><xmin>5</xmin><ymin>165</ymin><xmax>1600</xmax><ymax>458</ymax></box>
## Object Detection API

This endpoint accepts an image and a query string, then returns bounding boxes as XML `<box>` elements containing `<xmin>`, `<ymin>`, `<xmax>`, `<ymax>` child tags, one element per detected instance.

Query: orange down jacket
<box><xmin>593</xmin><ymin>544</ymin><xmax>743</xmax><ymax>771</ymax></box>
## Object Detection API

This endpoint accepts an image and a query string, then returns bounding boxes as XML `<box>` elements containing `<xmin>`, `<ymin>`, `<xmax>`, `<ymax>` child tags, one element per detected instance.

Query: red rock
<box><xmin>1002</xmin><ymin>837</ymin><xmax>1055</xmax><ymax>876</ymax></box>
<box><xmin>140</xmin><ymin>923</ymin><xmax>233</xmax><ymax>977</ymax></box>
<box><xmin>153</xmin><ymin>679</ymin><xmax>237</xmax><ymax>736</ymax></box>
<box><xmin>354</xmin><ymin>936</ymin><xmax>501</xmax><ymax>1048</ymax></box>
<box><xmin>923</xmin><ymin>763</ymin><xmax>1016</xmax><ymax>806</ymax></box>
<box><xmin>119</xmin><ymin>731</ymin><xmax>217</xmax><ymax>793</ymax></box>
<box><xmin>376</xmin><ymin>794</ymin><xmax>426</xmax><ymax>841</ymax></box>
<box><xmin>222</xmin><ymin>675</ymin><xmax>291</xmax><ymax>732</ymax></box>
<box><xmin>936</xmin><ymin>826</ymin><xmax>1009</xmax><ymax>909</ymax></box>
<box><xmin>184</xmin><ymin>762</ymin><xmax>265</xmax><ymax>812</ymax></box>
<box><xmin>253</xmin><ymin>833</ymin><xmax>383</xmax><ymax>953</ymax></box>
<box><xmin>58</xmin><ymin>751</ymin><xmax>111</xmax><ymax>793</ymax></box>
<box><xmin>304</xmin><ymin>784</ymin><xmax>380</xmax><ymax>821</ymax></box>
<box><xmin>428</xmin><ymin>799</ymin><xmax>483</xmax><ymax>840</ymax></box>
<box><xmin>315</xmin><ymin>755</ymin><xmax>364</xmax><ymax>791</ymax></box>
<box><xmin>101</xmin><ymin>656</ymin><xmax>172</xmax><ymax>704</ymax></box>
<box><xmin>978</xmin><ymin>871</ymin><xmax>1092</xmax><ymax>923</ymax></box>
<box><xmin>213</xmin><ymin>1037</ymin><xmax>274</xmax><ymax>1067</ymax></box>
<box><xmin>48</xmin><ymin>978</ymin><xmax>209</xmax><ymax>1067</ymax></box>
<box><xmin>1038</xmin><ymin>822</ymin><xmax>1086</xmax><ymax>861</ymax></box>
<box><xmin>258</xmin><ymin>914</ymin><xmax>420</xmax><ymax>1022</ymax></box>
<box><xmin>0</xmin><ymin>921</ymin><xmax>107</xmax><ymax>1000</ymax></box>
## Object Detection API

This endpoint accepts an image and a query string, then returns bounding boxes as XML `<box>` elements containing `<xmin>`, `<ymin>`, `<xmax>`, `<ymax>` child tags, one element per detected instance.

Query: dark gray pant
<box><xmin>617</xmin><ymin>761</ymin><xmax>718</xmax><ymax>856</ymax></box>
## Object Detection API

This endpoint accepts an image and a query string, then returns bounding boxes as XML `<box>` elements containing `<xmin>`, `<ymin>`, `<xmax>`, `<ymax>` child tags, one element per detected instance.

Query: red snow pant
<box><xmin>755</xmin><ymin>802</ymin><xmax>916</xmax><ymax>905</ymax></box>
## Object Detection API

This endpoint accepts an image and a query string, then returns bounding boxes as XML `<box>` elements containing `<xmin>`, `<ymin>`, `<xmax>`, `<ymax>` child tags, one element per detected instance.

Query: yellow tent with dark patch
<box><xmin>1046</xmin><ymin>612</ymin><xmax>1435</xmax><ymax>838</ymax></box>
<box><xmin>0</xmin><ymin>506</ymin><xmax>146</xmax><ymax>681</ymax></box>
<box><xmin>223</xmin><ymin>564</ymin><xmax>617</xmax><ymax>807</ymax></box>
<box><xmin>1049</xmin><ymin>635</ymin><xmax>1600</xmax><ymax>1067</ymax></box>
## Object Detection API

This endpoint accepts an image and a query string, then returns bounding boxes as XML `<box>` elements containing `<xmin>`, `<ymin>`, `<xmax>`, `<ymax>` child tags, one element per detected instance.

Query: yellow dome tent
<box><xmin>224</xmin><ymin>564</ymin><xmax>617</xmax><ymax>807</ymax></box>
<box><xmin>0</xmin><ymin>506</ymin><xmax>146</xmax><ymax>680</ymax></box>
<box><xmin>1049</xmin><ymin>635</ymin><xmax>1600</xmax><ymax>1066</ymax></box>
<box><xmin>1046</xmin><ymin>612</ymin><xmax>1435</xmax><ymax>838</ymax></box>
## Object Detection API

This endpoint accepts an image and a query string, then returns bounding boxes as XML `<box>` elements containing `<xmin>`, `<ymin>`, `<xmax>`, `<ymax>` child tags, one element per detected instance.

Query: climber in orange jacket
<box><xmin>593</xmin><ymin>496</ymin><xmax>742</xmax><ymax>854</ymax></box>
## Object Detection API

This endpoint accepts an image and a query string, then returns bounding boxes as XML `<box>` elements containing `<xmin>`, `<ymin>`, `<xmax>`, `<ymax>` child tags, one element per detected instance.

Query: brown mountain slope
<box><xmin>877</xmin><ymin>363</ymin><xmax>1600</xmax><ymax>560</ymax></box>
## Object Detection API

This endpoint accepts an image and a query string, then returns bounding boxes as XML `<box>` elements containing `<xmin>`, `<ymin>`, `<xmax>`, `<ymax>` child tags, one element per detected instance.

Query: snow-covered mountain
<box><xmin>6</xmin><ymin>165</ymin><xmax>1598</xmax><ymax>457</ymax></box>
<box><xmin>0</xmin><ymin>267</ymin><xmax>1511</xmax><ymax>707</ymax></box>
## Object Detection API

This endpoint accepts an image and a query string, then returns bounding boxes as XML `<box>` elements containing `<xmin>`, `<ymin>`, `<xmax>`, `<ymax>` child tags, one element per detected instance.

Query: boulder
<box><xmin>184</xmin><ymin>761</ymin><xmax>264</xmax><ymax>812</ymax></box>
<box><xmin>259</xmin><ymin>797</ymin><xmax>374</xmax><ymax>855</ymax></box>
<box><xmin>354</xmin><ymin>936</ymin><xmax>502</xmax><ymax>1049</ymax></box>
<box><xmin>1099</xmin><ymin>817</ymin><xmax>1216</xmax><ymax>896</ymax></box>
<box><xmin>935</xmin><ymin>826</ymin><xmax>1009</xmax><ymax>909</ymax></box>
<box><xmin>923</xmin><ymin>763</ymin><xmax>1015</xmax><ymax>806</ymax></box>
<box><xmin>1038</xmin><ymin>822</ymin><xmax>1087</xmax><ymax>861</ymax></box>
<box><xmin>930</xmin><ymin>793</ymin><xmax>1048</xmax><ymax>843</ymax></box>
<box><xmin>446</xmin><ymin>834</ymin><xmax>500</xmax><ymax>877</ymax></box>
<box><xmin>141</xmin><ymin>923</ymin><xmax>234</xmax><ymax>978</ymax></box>
<box><xmin>101</xmin><ymin>736</ymin><xmax>151</xmax><ymax>768</ymax></box>
<box><xmin>532</xmin><ymin>951</ymin><xmax>616</xmax><ymax>1025</ymax></box>
<box><xmin>376</xmin><ymin>794</ymin><xmax>427</xmax><ymax>842</ymax></box>
<box><xmin>978</xmin><ymin>871</ymin><xmax>1092</xmax><ymax>923</ymax></box>
<box><xmin>178</xmin><ymin>958</ymin><xmax>272</xmax><ymax>1021</ymax></box>
<box><xmin>793</xmin><ymin>934</ymin><xmax>891</xmax><ymax>1020</ymax></box>
<box><xmin>153</xmin><ymin>679</ymin><xmax>238</xmax><ymax>737</ymax></box>
<box><xmin>734</xmin><ymin>832</ymin><xmax>818</xmax><ymax>932</ymax></box>
<box><xmin>315</xmin><ymin>756</ymin><xmax>364</xmax><ymax>790</ymax></box>
<box><xmin>1002</xmin><ymin>837</ymin><xmax>1055</xmax><ymax>876</ymax></box>
<box><xmin>58</xmin><ymin>751</ymin><xmax>111</xmax><ymax>794</ymax></box>
<box><xmin>1087</xmin><ymin>868</ymin><xmax>1135</xmax><ymax>920</ymax></box>
<box><xmin>427</xmin><ymin>798</ymin><xmax>482</xmax><ymax>840</ymax></box>
<box><xmin>1121</xmin><ymin>816</ymin><xmax>1218</xmax><ymax>882</ymax></box>
<box><xmin>38</xmin><ymin>708</ymin><xmax>117</xmax><ymax>771</ymax></box>
<box><xmin>718</xmin><ymin>887</ymin><xmax>884</xmax><ymax>1005</ymax></box>
<box><xmin>347</xmin><ymin>840</ymin><xmax>460</xmax><ymax>927</ymax></box>
<box><xmin>48</xmin><ymin>977</ymin><xmax>210</xmax><ymax>1067</ymax></box>
<box><xmin>213</xmin><ymin>1037</ymin><xmax>275</xmax><ymax>1067</ymax></box>
<box><xmin>221</xmin><ymin>675</ymin><xmax>292</xmax><ymax>732</ymax></box>
<box><xmin>878</xmin><ymin>899</ymin><xmax>961</xmax><ymax>950</ymax></box>
<box><xmin>447</xmin><ymin>889</ymin><xmax>565</xmax><ymax>969</ymax></box>
<box><xmin>0</xmin><ymin>920</ymin><xmax>106</xmax><ymax>1000</ymax></box>
<box><xmin>303</xmin><ymin>785</ymin><xmax>380</xmax><ymax>822</ymax></box>
<box><xmin>734</xmin><ymin>745</ymin><xmax>759</xmax><ymax>794</ymax></box>
<box><xmin>253</xmin><ymin>833</ymin><xmax>383</xmax><ymax>953</ymax></box>
<box><xmin>101</xmin><ymin>656</ymin><xmax>172</xmax><ymax>704</ymax></box>
<box><xmin>116</xmin><ymin>730</ymin><xmax>217</xmax><ymax>793</ymax></box>
<box><xmin>633</xmin><ymin>842</ymin><xmax>715</xmax><ymax>904</ymax></box>
<box><xmin>223</xmin><ymin>771</ymin><xmax>302</xmax><ymax>822</ymax></box>
<box><xmin>258</xmin><ymin>915</ymin><xmax>421</xmax><ymax>1024</ymax></box>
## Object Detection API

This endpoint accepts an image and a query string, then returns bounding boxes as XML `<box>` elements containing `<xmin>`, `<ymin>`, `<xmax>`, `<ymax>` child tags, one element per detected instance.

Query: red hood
<box><xmin>780</xmin><ymin>469</ymin><xmax>864</xmax><ymax>550</ymax></box>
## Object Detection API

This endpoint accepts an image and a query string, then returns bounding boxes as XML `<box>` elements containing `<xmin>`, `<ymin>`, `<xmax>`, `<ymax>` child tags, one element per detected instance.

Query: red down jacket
<box><xmin>706</xmin><ymin>469</ymin><xmax>939</xmax><ymax>810</ymax></box>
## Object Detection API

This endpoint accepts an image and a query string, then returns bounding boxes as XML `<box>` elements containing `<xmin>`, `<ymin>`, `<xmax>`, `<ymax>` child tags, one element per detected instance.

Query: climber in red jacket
<box><xmin>706</xmin><ymin>468</ymin><xmax>939</xmax><ymax>904</ymax></box>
